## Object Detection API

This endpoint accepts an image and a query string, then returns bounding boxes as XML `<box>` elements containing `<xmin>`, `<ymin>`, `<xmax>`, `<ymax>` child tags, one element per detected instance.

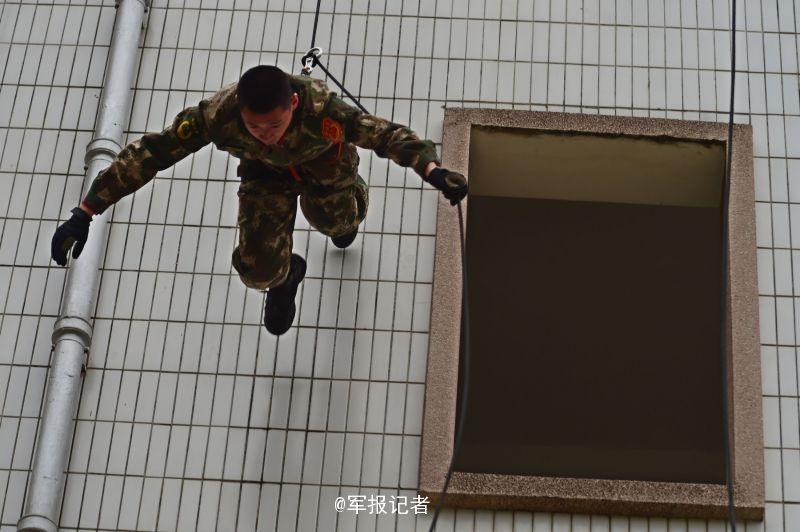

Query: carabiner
<box><xmin>300</xmin><ymin>47</ymin><xmax>323</xmax><ymax>76</ymax></box>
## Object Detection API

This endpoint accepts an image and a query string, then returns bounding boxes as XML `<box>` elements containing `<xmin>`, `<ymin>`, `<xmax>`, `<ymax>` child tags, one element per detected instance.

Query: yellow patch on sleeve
<box><xmin>176</xmin><ymin>119</ymin><xmax>194</xmax><ymax>140</ymax></box>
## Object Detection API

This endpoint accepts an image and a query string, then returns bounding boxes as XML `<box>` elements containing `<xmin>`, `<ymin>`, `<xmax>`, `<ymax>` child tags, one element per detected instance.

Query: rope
<box><xmin>299</xmin><ymin>7</ymin><xmax>470</xmax><ymax>526</ymax></box>
<box><xmin>309</xmin><ymin>0</ymin><xmax>322</xmax><ymax>50</ymax></box>
<box><xmin>427</xmin><ymin>202</ymin><xmax>470</xmax><ymax>531</ymax></box>
<box><xmin>303</xmin><ymin>52</ymin><xmax>370</xmax><ymax>114</ymax></box>
<box><xmin>300</xmin><ymin>0</ymin><xmax>369</xmax><ymax>113</ymax></box>
<box><xmin>298</xmin><ymin>8</ymin><xmax>467</xmax><ymax>524</ymax></box>
<box><xmin>297</xmin><ymin>2</ymin><xmax>739</xmax><ymax>530</ymax></box>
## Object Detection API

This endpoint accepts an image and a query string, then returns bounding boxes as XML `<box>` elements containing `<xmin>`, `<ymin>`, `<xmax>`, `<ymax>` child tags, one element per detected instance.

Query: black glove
<box><xmin>426</xmin><ymin>167</ymin><xmax>468</xmax><ymax>205</ymax></box>
<box><xmin>51</xmin><ymin>207</ymin><xmax>92</xmax><ymax>266</ymax></box>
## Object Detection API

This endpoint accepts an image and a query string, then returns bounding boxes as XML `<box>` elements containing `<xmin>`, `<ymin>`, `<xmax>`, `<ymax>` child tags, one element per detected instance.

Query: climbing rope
<box><xmin>426</xmin><ymin>201</ymin><xmax>470</xmax><ymax>532</ymax></box>
<box><xmin>299</xmin><ymin>0</ymin><xmax>369</xmax><ymax>113</ymax></box>
<box><xmin>297</xmin><ymin>1</ymin><xmax>738</xmax><ymax>530</ymax></box>
<box><xmin>297</xmin><ymin>8</ymin><xmax>470</xmax><ymax>526</ymax></box>
<box><xmin>299</xmin><ymin>47</ymin><xmax>369</xmax><ymax>114</ymax></box>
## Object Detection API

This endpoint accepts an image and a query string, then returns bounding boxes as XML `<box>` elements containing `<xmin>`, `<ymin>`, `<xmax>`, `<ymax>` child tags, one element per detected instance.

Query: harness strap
<box><xmin>288</xmin><ymin>165</ymin><xmax>302</xmax><ymax>183</ymax></box>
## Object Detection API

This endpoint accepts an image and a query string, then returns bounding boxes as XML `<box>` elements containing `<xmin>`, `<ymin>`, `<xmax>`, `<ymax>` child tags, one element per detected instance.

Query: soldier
<box><xmin>51</xmin><ymin>65</ymin><xmax>468</xmax><ymax>335</ymax></box>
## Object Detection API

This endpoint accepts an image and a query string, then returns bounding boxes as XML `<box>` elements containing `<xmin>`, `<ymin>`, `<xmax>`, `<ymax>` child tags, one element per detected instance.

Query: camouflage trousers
<box><xmin>232</xmin><ymin>159</ymin><xmax>369</xmax><ymax>291</ymax></box>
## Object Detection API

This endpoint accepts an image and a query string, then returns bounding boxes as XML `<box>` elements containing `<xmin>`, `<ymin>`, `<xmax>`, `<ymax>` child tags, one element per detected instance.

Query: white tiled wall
<box><xmin>0</xmin><ymin>0</ymin><xmax>796</xmax><ymax>530</ymax></box>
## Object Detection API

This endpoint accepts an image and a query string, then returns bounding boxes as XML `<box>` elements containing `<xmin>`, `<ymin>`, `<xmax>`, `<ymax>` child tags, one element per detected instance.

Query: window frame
<box><xmin>419</xmin><ymin>108</ymin><xmax>764</xmax><ymax>520</ymax></box>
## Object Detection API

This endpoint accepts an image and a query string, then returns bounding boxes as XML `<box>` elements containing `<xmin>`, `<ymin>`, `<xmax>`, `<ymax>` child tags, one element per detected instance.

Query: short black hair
<box><xmin>237</xmin><ymin>65</ymin><xmax>293</xmax><ymax>113</ymax></box>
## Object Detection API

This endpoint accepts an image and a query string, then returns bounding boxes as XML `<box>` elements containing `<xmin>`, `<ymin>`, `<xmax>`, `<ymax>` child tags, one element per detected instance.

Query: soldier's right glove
<box><xmin>426</xmin><ymin>167</ymin><xmax>468</xmax><ymax>205</ymax></box>
<box><xmin>51</xmin><ymin>207</ymin><xmax>92</xmax><ymax>266</ymax></box>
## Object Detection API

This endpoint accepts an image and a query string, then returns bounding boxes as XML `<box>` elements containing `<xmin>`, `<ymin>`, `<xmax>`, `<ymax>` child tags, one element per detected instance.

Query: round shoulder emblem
<box><xmin>321</xmin><ymin>117</ymin><xmax>343</xmax><ymax>143</ymax></box>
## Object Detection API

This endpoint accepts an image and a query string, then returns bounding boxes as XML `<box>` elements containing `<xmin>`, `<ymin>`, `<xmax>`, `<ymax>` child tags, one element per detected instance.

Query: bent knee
<box><xmin>302</xmin><ymin>186</ymin><xmax>368</xmax><ymax>238</ymax></box>
<box><xmin>232</xmin><ymin>247</ymin><xmax>291</xmax><ymax>291</ymax></box>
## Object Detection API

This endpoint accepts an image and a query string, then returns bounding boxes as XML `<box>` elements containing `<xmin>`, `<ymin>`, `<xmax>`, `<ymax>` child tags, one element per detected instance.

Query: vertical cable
<box><xmin>427</xmin><ymin>202</ymin><xmax>469</xmax><ymax>532</ymax></box>
<box><xmin>309</xmin><ymin>0</ymin><xmax>322</xmax><ymax>49</ymax></box>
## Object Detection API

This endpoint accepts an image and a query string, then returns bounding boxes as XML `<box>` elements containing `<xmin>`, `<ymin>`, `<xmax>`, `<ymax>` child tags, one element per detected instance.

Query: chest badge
<box><xmin>321</xmin><ymin>117</ymin><xmax>344</xmax><ymax>143</ymax></box>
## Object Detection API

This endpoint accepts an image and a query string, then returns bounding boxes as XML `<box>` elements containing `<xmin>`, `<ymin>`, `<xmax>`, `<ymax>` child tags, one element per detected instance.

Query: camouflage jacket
<box><xmin>81</xmin><ymin>75</ymin><xmax>441</xmax><ymax>215</ymax></box>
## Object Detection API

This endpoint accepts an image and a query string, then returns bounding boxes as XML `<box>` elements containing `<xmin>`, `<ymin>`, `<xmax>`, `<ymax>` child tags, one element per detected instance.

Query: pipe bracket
<box><xmin>51</xmin><ymin>316</ymin><xmax>93</xmax><ymax>347</ymax></box>
<box><xmin>85</xmin><ymin>137</ymin><xmax>122</xmax><ymax>166</ymax></box>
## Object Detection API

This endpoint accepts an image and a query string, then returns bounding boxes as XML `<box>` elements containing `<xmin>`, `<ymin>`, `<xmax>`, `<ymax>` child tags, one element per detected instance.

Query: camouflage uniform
<box><xmin>82</xmin><ymin>74</ymin><xmax>441</xmax><ymax>291</ymax></box>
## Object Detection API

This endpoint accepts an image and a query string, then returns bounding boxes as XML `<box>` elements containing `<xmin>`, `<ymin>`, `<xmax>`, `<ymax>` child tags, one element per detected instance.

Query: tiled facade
<box><xmin>0</xmin><ymin>0</ymin><xmax>797</xmax><ymax>530</ymax></box>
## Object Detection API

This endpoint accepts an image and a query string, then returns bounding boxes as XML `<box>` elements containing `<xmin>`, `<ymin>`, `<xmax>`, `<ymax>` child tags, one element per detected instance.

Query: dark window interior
<box><xmin>454</xmin><ymin>126</ymin><xmax>728</xmax><ymax>484</ymax></box>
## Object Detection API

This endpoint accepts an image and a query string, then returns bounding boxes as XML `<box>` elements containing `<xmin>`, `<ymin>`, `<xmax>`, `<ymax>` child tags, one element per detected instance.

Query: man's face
<box><xmin>240</xmin><ymin>92</ymin><xmax>299</xmax><ymax>146</ymax></box>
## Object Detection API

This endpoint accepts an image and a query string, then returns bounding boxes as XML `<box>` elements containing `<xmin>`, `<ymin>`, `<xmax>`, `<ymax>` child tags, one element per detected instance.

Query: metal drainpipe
<box><xmin>17</xmin><ymin>0</ymin><xmax>148</xmax><ymax>529</ymax></box>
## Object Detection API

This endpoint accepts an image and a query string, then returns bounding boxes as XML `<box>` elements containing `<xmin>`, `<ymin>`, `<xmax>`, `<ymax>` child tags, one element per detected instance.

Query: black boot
<box><xmin>264</xmin><ymin>254</ymin><xmax>307</xmax><ymax>335</ymax></box>
<box><xmin>331</xmin><ymin>227</ymin><xmax>358</xmax><ymax>249</ymax></box>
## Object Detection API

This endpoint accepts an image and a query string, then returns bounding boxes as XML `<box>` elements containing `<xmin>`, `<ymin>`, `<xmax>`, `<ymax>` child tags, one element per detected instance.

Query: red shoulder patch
<box><xmin>322</xmin><ymin>117</ymin><xmax>344</xmax><ymax>143</ymax></box>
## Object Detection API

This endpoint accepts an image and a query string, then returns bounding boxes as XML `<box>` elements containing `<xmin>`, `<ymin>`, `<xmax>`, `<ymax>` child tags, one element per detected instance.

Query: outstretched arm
<box><xmin>323</xmin><ymin>94</ymin><xmax>467</xmax><ymax>204</ymax></box>
<box><xmin>80</xmin><ymin>103</ymin><xmax>212</xmax><ymax>216</ymax></box>
<box><xmin>324</xmin><ymin>93</ymin><xmax>441</xmax><ymax>178</ymax></box>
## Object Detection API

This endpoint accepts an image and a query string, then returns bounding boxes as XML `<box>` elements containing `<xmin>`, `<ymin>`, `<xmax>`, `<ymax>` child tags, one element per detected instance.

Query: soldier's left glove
<box><xmin>426</xmin><ymin>167</ymin><xmax>468</xmax><ymax>206</ymax></box>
